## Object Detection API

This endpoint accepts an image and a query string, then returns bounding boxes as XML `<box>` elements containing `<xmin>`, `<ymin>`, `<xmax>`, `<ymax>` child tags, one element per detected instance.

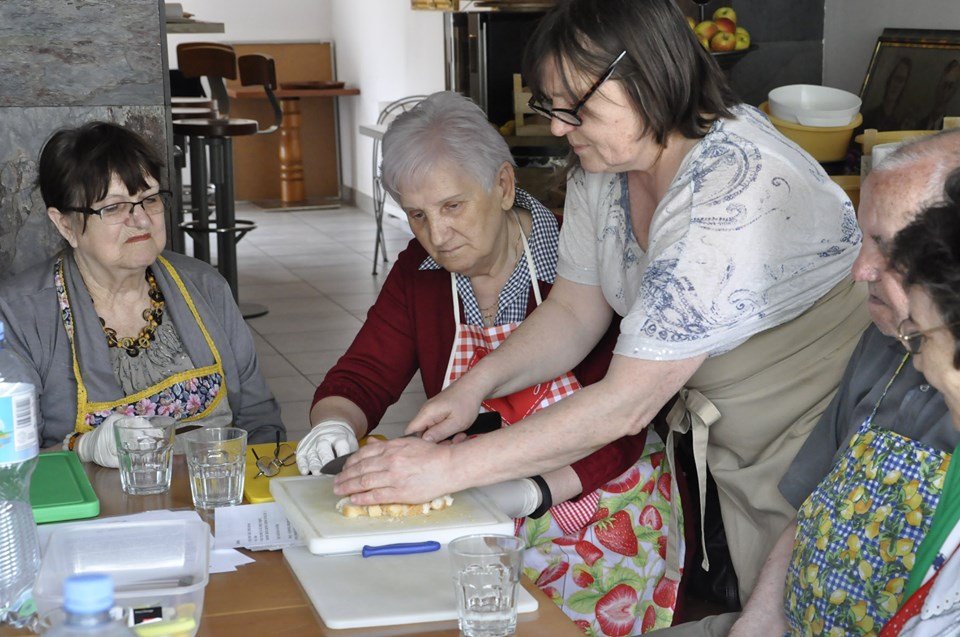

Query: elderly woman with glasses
<box><xmin>0</xmin><ymin>121</ymin><xmax>283</xmax><ymax>467</ymax></box>
<box><xmin>336</xmin><ymin>0</ymin><xmax>871</xmax><ymax>614</ymax></box>
<box><xmin>882</xmin><ymin>169</ymin><xmax>960</xmax><ymax>635</ymax></box>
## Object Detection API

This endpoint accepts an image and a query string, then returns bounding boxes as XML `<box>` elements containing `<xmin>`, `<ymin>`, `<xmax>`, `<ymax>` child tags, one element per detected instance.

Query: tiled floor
<box><xmin>229</xmin><ymin>201</ymin><xmax>424</xmax><ymax>443</ymax></box>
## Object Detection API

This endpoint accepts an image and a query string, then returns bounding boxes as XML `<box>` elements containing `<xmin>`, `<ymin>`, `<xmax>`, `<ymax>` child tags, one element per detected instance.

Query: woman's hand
<box><xmin>333</xmin><ymin>437</ymin><xmax>461</xmax><ymax>504</ymax></box>
<box><xmin>75</xmin><ymin>415</ymin><xmax>122</xmax><ymax>468</ymax></box>
<box><xmin>296</xmin><ymin>419</ymin><xmax>360</xmax><ymax>475</ymax></box>
<box><xmin>405</xmin><ymin>379</ymin><xmax>486</xmax><ymax>442</ymax></box>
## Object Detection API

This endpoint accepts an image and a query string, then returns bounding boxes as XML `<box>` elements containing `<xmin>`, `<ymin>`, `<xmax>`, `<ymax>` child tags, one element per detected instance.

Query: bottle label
<box><xmin>0</xmin><ymin>384</ymin><xmax>39</xmax><ymax>463</ymax></box>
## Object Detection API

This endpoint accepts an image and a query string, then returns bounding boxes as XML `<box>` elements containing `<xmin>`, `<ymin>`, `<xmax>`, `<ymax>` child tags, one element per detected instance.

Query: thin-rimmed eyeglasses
<box><xmin>896</xmin><ymin>317</ymin><xmax>960</xmax><ymax>355</ymax></box>
<box><xmin>251</xmin><ymin>432</ymin><xmax>296</xmax><ymax>478</ymax></box>
<box><xmin>61</xmin><ymin>190</ymin><xmax>172</xmax><ymax>226</ymax></box>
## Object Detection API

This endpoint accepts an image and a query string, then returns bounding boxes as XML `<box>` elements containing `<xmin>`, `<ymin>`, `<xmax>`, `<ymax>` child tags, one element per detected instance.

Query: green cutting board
<box><xmin>29</xmin><ymin>452</ymin><xmax>99</xmax><ymax>524</ymax></box>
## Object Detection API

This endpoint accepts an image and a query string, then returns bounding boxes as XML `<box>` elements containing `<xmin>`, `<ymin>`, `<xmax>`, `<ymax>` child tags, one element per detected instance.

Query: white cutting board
<box><xmin>270</xmin><ymin>475</ymin><xmax>515</xmax><ymax>555</ymax></box>
<box><xmin>283</xmin><ymin>544</ymin><xmax>538</xmax><ymax>629</ymax></box>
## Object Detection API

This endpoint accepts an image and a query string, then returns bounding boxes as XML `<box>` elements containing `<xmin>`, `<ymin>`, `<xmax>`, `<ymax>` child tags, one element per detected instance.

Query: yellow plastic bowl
<box><xmin>760</xmin><ymin>102</ymin><xmax>862</xmax><ymax>162</ymax></box>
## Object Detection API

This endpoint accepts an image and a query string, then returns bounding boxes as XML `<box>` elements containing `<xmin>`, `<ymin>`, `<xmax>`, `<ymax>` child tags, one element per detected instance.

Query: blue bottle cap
<box><xmin>63</xmin><ymin>573</ymin><xmax>114</xmax><ymax>614</ymax></box>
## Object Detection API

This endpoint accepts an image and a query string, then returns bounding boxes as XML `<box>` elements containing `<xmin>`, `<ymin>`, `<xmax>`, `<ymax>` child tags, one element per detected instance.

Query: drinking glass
<box><xmin>449</xmin><ymin>534</ymin><xmax>524</xmax><ymax>637</ymax></box>
<box><xmin>181</xmin><ymin>427</ymin><xmax>247</xmax><ymax>509</ymax></box>
<box><xmin>113</xmin><ymin>416</ymin><xmax>176</xmax><ymax>495</ymax></box>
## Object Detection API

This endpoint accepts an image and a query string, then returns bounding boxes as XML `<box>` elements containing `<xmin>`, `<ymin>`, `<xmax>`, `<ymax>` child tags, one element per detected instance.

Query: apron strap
<box><xmin>665</xmin><ymin>387</ymin><xmax>721</xmax><ymax>576</ymax></box>
<box><xmin>516</xmin><ymin>215</ymin><xmax>542</xmax><ymax>306</ymax></box>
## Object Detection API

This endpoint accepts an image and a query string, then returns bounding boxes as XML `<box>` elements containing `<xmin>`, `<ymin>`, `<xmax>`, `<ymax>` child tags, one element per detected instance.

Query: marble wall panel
<box><xmin>0</xmin><ymin>105</ymin><xmax>166</xmax><ymax>279</ymax></box>
<box><xmin>0</xmin><ymin>0</ymin><xmax>163</xmax><ymax>107</ymax></box>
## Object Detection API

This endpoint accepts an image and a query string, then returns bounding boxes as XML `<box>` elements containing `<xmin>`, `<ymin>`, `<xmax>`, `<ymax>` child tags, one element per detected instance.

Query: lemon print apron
<box><xmin>55</xmin><ymin>255</ymin><xmax>227</xmax><ymax>432</ymax></box>
<box><xmin>784</xmin><ymin>354</ymin><xmax>951</xmax><ymax>636</ymax></box>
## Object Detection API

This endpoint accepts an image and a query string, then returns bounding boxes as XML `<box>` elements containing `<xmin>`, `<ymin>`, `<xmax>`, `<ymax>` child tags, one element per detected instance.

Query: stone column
<box><xmin>0</xmin><ymin>0</ymin><xmax>170</xmax><ymax>278</ymax></box>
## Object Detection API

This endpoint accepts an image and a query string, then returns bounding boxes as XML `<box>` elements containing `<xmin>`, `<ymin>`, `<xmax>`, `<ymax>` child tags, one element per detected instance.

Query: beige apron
<box><xmin>666</xmin><ymin>275</ymin><xmax>870</xmax><ymax>600</ymax></box>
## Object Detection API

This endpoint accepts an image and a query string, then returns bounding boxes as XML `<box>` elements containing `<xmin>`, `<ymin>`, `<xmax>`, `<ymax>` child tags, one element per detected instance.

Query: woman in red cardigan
<box><xmin>296</xmin><ymin>92</ymin><xmax>683</xmax><ymax>632</ymax></box>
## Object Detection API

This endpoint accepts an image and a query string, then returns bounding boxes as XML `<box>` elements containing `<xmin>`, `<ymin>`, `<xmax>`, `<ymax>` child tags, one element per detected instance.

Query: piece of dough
<box><xmin>336</xmin><ymin>495</ymin><xmax>454</xmax><ymax>518</ymax></box>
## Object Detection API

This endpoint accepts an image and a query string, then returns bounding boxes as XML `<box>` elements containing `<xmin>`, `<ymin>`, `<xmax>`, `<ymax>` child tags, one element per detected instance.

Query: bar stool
<box><xmin>173</xmin><ymin>44</ymin><xmax>282</xmax><ymax>319</ymax></box>
<box><xmin>170</xmin><ymin>105</ymin><xmax>216</xmax><ymax>255</ymax></box>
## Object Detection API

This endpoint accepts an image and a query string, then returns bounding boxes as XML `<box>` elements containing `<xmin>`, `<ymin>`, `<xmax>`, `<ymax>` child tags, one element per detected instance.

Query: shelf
<box><xmin>165</xmin><ymin>20</ymin><xmax>225</xmax><ymax>34</ymax></box>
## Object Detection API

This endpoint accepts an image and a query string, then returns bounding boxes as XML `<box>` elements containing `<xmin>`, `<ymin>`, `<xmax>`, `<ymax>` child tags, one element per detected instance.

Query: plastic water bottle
<box><xmin>44</xmin><ymin>574</ymin><xmax>136</xmax><ymax>636</ymax></box>
<box><xmin>0</xmin><ymin>320</ymin><xmax>41</xmax><ymax>630</ymax></box>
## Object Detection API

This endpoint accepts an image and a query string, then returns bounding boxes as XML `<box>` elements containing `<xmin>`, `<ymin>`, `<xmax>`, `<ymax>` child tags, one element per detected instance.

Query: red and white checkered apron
<box><xmin>442</xmin><ymin>228</ymin><xmax>679</xmax><ymax>634</ymax></box>
<box><xmin>442</xmin><ymin>229</ymin><xmax>592</xmax><ymax>533</ymax></box>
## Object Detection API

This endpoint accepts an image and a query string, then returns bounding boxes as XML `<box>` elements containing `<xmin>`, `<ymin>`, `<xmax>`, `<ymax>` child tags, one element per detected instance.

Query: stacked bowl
<box><xmin>760</xmin><ymin>84</ymin><xmax>862</xmax><ymax>162</ymax></box>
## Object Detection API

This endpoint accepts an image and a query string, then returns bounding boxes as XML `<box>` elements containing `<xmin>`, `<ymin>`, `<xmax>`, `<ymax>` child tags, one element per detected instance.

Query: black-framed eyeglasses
<box><xmin>62</xmin><ymin>190</ymin><xmax>173</xmax><ymax>226</ymax></box>
<box><xmin>527</xmin><ymin>50</ymin><xmax>628</xmax><ymax>127</ymax></box>
<box><xmin>896</xmin><ymin>318</ymin><xmax>960</xmax><ymax>355</ymax></box>
<box><xmin>251</xmin><ymin>432</ymin><xmax>296</xmax><ymax>479</ymax></box>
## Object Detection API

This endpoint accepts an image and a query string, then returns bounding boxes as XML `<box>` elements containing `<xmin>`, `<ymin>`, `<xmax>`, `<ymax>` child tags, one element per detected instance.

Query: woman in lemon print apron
<box><xmin>0</xmin><ymin>122</ymin><xmax>283</xmax><ymax>466</ymax></box>
<box><xmin>881</xmin><ymin>163</ymin><xmax>960</xmax><ymax>636</ymax></box>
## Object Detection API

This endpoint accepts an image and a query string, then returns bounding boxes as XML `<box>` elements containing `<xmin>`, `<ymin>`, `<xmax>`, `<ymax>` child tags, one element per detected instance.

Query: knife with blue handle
<box><xmin>361</xmin><ymin>541</ymin><xmax>441</xmax><ymax>557</ymax></box>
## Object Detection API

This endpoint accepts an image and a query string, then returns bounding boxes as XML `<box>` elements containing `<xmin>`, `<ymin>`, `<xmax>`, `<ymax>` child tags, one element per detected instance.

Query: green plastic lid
<box><xmin>30</xmin><ymin>452</ymin><xmax>99</xmax><ymax>524</ymax></box>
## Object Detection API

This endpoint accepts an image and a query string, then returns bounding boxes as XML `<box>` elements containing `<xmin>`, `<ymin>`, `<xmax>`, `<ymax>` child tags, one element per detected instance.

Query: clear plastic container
<box><xmin>34</xmin><ymin>519</ymin><xmax>209</xmax><ymax>636</ymax></box>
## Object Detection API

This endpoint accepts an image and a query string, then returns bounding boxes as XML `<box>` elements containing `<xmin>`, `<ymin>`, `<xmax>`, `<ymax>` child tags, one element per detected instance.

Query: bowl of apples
<box><xmin>690</xmin><ymin>6</ymin><xmax>755</xmax><ymax>69</ymax></box>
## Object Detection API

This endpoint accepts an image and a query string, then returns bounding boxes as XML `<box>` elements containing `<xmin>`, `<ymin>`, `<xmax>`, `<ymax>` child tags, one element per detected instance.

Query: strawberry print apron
<box><xmin>442</xmin><ymin>220</ymin><xmax>682</xmax><ymax>635</ymax></box>
<box><xmin>56</xmin><ymin>255</ymin><xmax>227</xmax><ymax>433</ymax></box>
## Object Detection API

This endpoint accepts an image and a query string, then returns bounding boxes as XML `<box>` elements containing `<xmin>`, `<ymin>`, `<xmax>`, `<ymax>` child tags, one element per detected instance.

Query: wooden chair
<box><xmin>173</xmin><ymin>43</ymin><xmax>282</xmax><ymax>318</ymax></box>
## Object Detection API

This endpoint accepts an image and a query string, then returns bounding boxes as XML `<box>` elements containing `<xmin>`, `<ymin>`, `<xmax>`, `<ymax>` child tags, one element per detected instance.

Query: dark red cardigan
<box><xmin>313</xmin><ymin>238</ymin><xmax>648</xmax><ymax>495</ymax></box>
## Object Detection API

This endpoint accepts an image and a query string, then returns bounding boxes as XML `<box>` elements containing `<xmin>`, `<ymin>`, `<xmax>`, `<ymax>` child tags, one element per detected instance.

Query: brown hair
<box><xmin>521</xmin><ymin>0</ymin><xmax>737</xmax><ymax>146</ymax></box>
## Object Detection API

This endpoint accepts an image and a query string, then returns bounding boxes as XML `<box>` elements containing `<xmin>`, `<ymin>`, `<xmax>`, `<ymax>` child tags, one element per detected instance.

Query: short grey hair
<box><xmin>380</xmin><ymin>91</ymin><xmax>515</xmax><ymax>205</ymax></box>
<box><xmin>873</xmin><ymin>128</ymin><xmax>960</xmax><ymax>208</ymax></box>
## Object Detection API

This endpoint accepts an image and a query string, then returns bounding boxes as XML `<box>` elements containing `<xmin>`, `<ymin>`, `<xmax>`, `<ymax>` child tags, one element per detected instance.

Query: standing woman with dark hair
<box><xmin>0</xmin><ymin>121</ymin><xmax>283</xmax><ymax>466</ymax></box>
<box><xmin>336</xmin><ymin>0</ymin><xmax>870</xmax><ymax>618</ymax></box>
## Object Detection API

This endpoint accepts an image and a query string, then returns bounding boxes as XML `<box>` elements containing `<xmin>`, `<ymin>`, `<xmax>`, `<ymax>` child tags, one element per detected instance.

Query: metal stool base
<box><xmin>240</xmin><ymin>302</ymin><xmax>269</xmax><ymax>319</ymax></box>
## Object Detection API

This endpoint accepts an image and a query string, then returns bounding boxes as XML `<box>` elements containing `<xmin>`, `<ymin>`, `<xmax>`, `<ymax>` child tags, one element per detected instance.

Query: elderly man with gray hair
<box><xmin>296</xmin><ymin>91</ymin><xmax>682</xmax><ymax>632</ymax></box>
<box><xmin>657</xmin><ymin>129</ymin><xmax>960</xmax><ymax>636</ymax></box>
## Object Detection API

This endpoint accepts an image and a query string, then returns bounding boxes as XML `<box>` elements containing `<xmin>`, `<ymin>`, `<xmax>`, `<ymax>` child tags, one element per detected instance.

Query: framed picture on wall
<box><xmin>860</xmin><ymin>28</ymin><xmax>960</xmax><ymax>132</ymax></box>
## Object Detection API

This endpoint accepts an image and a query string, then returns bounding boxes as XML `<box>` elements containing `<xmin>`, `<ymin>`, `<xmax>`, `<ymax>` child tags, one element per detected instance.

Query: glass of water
<box><xmin>449</xmin><ymin>534</ymin><xmax>525</xmax><ymax>637</ymax></box>
<box><xmin>113</xmin><ymin>416</ymin><xmax>176</xmax><ymax>495</ymax></box>
<box><xmin>181</xmin><ymin>427</ymin><xmax>247</xmax><ymax>509</ymax></box>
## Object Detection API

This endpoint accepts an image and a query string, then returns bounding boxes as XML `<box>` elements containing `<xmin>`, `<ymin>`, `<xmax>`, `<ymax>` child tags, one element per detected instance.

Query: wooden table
<box><xmin>230</xmin><ymin>86</ymin><xmax>360</xmax><ymax>210</ymax></box>
<box><xmin>2</xmin><ymin>459</ymin><xmax>581</xmax><ymax>637</ymax></box>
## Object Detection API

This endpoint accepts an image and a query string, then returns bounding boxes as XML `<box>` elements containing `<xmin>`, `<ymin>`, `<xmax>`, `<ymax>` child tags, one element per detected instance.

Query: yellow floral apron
<box><xmin>784</xmin><ymin>355</ymin><xmax>951</xmax><ymax>636</ymax></box>
<box><xmin>55</xmin><ymin>255</ymin><xmax>227</xmax><ymax>432</ymax></box>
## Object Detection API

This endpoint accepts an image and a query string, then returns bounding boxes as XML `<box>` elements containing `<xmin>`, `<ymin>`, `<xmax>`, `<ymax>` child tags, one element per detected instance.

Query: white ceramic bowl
<box><xmin>767</xmin><ymin>84</ymin><xmax>862</xmax><ymax>128</ymax></box>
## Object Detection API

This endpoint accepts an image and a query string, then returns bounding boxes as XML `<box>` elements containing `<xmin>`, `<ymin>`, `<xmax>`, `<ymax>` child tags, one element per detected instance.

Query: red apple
<box><xmin>694</xmin><ymin>21</ymin><xmax>719</xmax><ymax>41</ymax></box>
<box><xmin>710</xmin><ymin>32</ymin><xmax>737</xmax><ymax>52</ymax></box>
<box><xmin>715</xmin><ymin>17</ymin><xmax>736</xmax><ymax>34</ymax></box>
<box><xmin>735</xmin><ymin>27</ymin><xmax>751</xmax><ymax>50</ymax></box>
<box><xmin>713</xmin><ymin>7</ymin><xmax>737</xmax><ymax>24</ymax></box>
